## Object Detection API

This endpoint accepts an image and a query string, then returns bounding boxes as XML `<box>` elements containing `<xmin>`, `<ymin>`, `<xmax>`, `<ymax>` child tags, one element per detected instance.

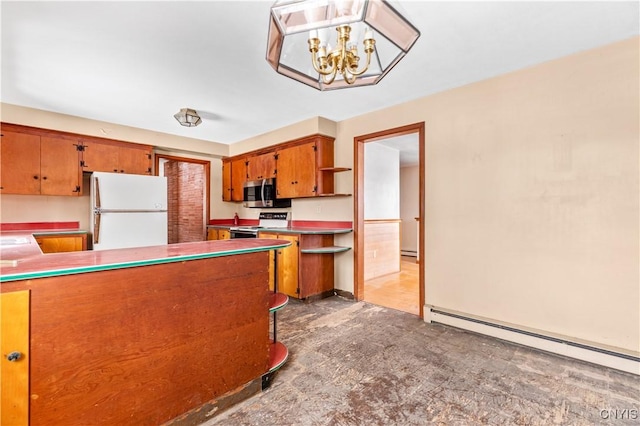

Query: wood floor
<box><xmin>364</xmin><ymin>255</ymin><xmax>419</xmax><ymax>315</ymax></box>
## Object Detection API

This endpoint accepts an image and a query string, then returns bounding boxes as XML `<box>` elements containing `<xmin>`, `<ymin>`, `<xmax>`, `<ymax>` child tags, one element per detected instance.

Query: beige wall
<box><xmin>1</xmin><ymin>37</ymin><xmax>637</xmax><ymax>355</ymax></box>
<box><xmin>337</xmin><ymin>37</ymin><xmax>639</xmax><ymax>354</ymax></box>
<box><xmin>229</xmin><ymin>116</ymin><xmax>337</xmax><ymax>156</ymax></box>
<box><xmin>0</xmin><ymin>104</ymin><xmax>229</xmax><ymax>157</ymax></box>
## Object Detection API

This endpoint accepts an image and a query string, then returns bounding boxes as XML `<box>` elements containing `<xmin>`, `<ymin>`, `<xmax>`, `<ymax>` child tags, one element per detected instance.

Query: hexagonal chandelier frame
<box><xmin>267</xmin><ymin>0</ymin><xmax>420</xmax><ymax>91</ymax></box>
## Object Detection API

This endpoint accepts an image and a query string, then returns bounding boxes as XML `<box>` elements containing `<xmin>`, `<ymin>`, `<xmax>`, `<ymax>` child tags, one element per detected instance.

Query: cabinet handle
<box><xmin>6</xmin><ymin>351</ymin><xmax>22</xmax><ymax>362</ymax></box>
<box><xmin>113</xmin><ymin>169</ymin><xmax>118</xmax><ymax>172</ymax></box>
<box><xmin>42</xmin><ymin>176</ymin><xmax>48</xmax><ymax>180</ymax></box>
<box><xmin>33</xmin><ymin>175</ymin><xmax>39</xmax><ymax>180</ymax></box>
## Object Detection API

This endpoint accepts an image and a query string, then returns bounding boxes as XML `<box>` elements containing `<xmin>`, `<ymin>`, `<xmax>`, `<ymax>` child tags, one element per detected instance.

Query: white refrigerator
<box><xmin>91</xmin><ymin>172</ymin><xmax>168</xmax><ymax>250</ymax></box>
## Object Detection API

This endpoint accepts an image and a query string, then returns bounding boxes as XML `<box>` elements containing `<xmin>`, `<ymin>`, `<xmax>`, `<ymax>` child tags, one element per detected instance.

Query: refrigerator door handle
<box><xmin>95</xmin><ymin>208</ymin><xmax>168</xmax><ymax>213</ymax></box>
<box><xmin>94</xmin><ymin>177</ymin><xmax>101</xmax><ymax>244</ymax></box>
<box><xmin>94</xmin><ymin>211</ymin><xmax>101</xmax><ymax>244</ymax></box>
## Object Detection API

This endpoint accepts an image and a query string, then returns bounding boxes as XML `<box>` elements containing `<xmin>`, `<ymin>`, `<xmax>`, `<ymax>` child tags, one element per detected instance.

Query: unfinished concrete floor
<box><xmin>203</xmin><ymin>297</ymin><xmax>639</xmax><ymax>425</ymax></box>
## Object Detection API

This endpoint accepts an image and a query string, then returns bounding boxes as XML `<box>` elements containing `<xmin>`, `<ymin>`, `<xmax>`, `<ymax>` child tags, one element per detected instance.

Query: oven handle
<box><xmin>261</xmin><ymin>178</ymin><xmax>266</xmax><ymax>204</ymax></box>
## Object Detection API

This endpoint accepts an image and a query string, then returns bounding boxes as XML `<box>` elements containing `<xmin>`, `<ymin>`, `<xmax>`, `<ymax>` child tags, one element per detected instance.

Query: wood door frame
<box><xmin>354</xmin><ymin>122</ymin><xmax>425</xmax><ymax>318</ymax></box>
<box><xmin>154</xmin><ymin>154</ymin><xmax>211</xmax><ymax>236</ymax></box>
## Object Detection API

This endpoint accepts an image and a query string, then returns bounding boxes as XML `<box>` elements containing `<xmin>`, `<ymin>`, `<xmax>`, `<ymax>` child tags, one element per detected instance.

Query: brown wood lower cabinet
<box><xmin>0</xmin><ymin>290</ymin><xmax>30</xmax><ymax>426</ymax></box>
<box><xmin>34</xmin><ymin>233</ymin><xmax>87</xmax><ymax>253</ymax></box>
<box><xmin>0</xmin><ymin>252</ymin><xmax>271</xmax><ymax>425</ymax></box>
<box><xmin>207</xmin><ymin>228</ymin><xmax>230</xmax><ymax>240</ymax></box>
<box><xmin>260</xmin><ymin>232</ymin><xmax>335</xmax><ymax>300</ymax></box>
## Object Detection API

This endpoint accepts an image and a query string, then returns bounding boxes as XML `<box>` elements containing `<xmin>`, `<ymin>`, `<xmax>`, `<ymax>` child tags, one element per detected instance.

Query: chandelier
<box><xmin>267</xmin><ymin>0</ymin><xmax>420</xmax><ymax>91</ymax></box>
<box><xmin>308</xmin><ymin>24</ymin><xmax>375</xmax><ymax>85</ymax></box>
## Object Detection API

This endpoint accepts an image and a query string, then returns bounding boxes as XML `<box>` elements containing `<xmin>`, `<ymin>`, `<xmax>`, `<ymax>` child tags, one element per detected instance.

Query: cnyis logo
<box><xmin>599</xmin><ymin>408</ymin><xmax>639</xmax><ymax>420</ymax></box>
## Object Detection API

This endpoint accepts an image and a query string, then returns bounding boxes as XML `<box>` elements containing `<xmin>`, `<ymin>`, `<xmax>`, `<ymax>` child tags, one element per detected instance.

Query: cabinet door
<box><xmin>275</xmin><ymin>146</ymin><xmax>299</xmax><ymax>199</ymax></box>
<box><xmin>278</xmin><ymin>234</ymin><xmax>300</xmax><ymax>298</ymax></box>
<box><xmin>82</xmin><ymin>142</ymin><xmax>151</xmax><ymax>175</ymax></box>
<box><xmin>276</xmin><ymin>143</ymin><xmax>317</xmax><ymax>198</ymax></box>
<box><xmin>0</xmin><ymin>290</ymin><xmax>30</xmax><ymax>426</ymax></box>
<box><xmin>0</xmin><ymin>131</ymin><xmax>41</xmax><ymax>195</ymax></box>
<box><xmin>118</xmin><ymin>146</ymin><xmax>152</xmax><ymax>175</ymax></box>
<box><xmin>293</xmin><ymin>143</ymin><xmax>318</xmax><ymax>197</ymax></box>
<box><xmin>35</xmin><ymin>235</ymin><xmax>86</xmax><ymax>253</ymax></box>
<box><xmin>260</xmin><ymin>233</ymin><xmax>300</xmax><ymax>298</ymax></box>
<box><xmin>222</xmin><ymin>160</ymin><xmax>232</xmax><ymax>201</ymax></box>
<box><xmin>218</xmin><ymin>229</ymin><xmax>230</xmax><ymax>240</ymax></box>
<box><xmin>207</xmin><ymin>229</ymin><xmax>219</xmax><ymax>240</ymax></box>
<box><xmin>81</xmin><ymin>141</ymin><xmax>119</xmax><ymax>173</ymax></box>
<box><xmin>247</xmin><ymin>152</ymin><xmax>276</xmax><ymax>181</ymax></box>
<box><xmin>40</xmin><ymin>136</ymin><xmax>81</xmax><ymax>196</ymax></box>
<box><xmin>259</xmin><ymin>232</ymin><xmax>299</xmax><ymax>296</ymax></box>
<box><xmin>230</xmin><ymin>158</ymin><xmax>247</xmax><ymax>202</ymax></box>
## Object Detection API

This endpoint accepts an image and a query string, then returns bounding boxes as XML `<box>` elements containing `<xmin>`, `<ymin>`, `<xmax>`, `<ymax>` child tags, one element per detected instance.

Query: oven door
<box><xmin>230</xmin><ymin>229</ymin><xmax>258</xmax><ymax>239</ymax></box>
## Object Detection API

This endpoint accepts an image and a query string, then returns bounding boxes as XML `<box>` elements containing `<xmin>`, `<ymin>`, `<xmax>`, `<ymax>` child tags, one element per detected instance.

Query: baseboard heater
<box><xmin>428</xmin><ymin>308</ymin><xmax>639</xmax><ymax>376</ymax></box>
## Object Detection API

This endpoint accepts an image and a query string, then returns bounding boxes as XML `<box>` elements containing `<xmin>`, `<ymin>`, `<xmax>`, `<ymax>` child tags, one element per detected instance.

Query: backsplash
<box><xmin>0</xmin><ymin>194</ymin><xmax>91</xmax><ymax>230</ymax></box>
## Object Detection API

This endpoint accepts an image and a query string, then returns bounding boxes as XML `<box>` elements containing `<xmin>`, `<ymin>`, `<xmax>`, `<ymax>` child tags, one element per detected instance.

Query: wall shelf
<box><xmin>319</xmin><ymin>167</ymin><xmax>352</xmax><ymax>172</ymax></box>
<box><xmin>300</xmin><ymin>246</ymin><xmax>351</xmax><ymax>254</ymax></box>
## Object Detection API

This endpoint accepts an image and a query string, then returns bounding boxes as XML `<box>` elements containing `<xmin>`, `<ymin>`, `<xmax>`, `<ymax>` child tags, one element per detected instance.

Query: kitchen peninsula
<box><xmin>1</xmin><ymin>236</ymin><xmax>291</xmax><ymax>425</ymax></box>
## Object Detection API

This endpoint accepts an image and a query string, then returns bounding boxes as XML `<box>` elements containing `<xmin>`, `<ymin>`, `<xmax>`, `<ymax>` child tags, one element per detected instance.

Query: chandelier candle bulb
<box><xmin>364</xmin><ymin>27</ymin><xmax>373</xmax><ymax>40</ymax></box>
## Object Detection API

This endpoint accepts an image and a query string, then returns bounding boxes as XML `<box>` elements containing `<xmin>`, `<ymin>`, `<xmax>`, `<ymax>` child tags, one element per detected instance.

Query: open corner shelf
<box><xmin>269</xmin><ymin>292</ymin><xmax>289</xmax><ymax>312</ymax></box>
<box><xmin>319</xmin><ymin>167</ymin><xmax>352</xmax><ymax>172</ymax></box>
<box><xmin>300</xmin><ymin>246</ymin><xmax>351</xmax><ymax>254</ymax></box>
<box><xmin>268</xmin><ymin>341</ymin><xmax>289</xmax><ymax>372</ymax></box>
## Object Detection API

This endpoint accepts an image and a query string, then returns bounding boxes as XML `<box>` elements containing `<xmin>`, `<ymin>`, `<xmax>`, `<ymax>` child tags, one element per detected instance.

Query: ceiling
<box><xmin>1</xmin><ymin>1</ymin><xmax>638</xmax><ymax>147</ymax></box>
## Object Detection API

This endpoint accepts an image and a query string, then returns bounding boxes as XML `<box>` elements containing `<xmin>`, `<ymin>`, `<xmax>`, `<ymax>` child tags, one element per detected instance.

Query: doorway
<box><xmin>155</xmin><ymin>154</ymin><xmax>210</xmax><ymax>243</ymax></box>
<box><xmin>354</xmin><ymin>122</ymin><xmax>425</xmax><ymax>318</ymax></box>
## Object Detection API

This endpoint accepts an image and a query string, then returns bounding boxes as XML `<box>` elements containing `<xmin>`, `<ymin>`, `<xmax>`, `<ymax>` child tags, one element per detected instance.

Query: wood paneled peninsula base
<box><xmin>0</xmin><ymin>239</ymin><xmax>290</xmax><ymax>425</ymax></box>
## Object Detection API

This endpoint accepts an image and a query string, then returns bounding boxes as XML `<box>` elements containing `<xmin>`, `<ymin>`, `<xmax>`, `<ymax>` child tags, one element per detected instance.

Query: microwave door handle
<box><xmin>261</xmin><ymin>179</ymin><xmax>266</xmax><ymax>204</ymax></box>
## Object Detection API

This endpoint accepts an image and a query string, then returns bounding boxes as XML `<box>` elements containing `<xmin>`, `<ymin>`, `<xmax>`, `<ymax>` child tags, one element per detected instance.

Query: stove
<box><xmin>229</xmin><ymin>212</ymin><xmax>289</xmax><ymax>239</ymax></box>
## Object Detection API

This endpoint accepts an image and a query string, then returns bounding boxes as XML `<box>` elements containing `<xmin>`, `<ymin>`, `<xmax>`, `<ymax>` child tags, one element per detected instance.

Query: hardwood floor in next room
<box><xmin>364</xmin><ymin>256</ymin><xmax>419</xmax><ymax>316</ymax></box>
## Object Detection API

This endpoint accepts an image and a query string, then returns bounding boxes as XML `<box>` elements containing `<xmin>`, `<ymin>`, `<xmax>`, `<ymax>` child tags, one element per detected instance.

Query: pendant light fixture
<box><xmin>266</xmin><ymin>0</ymin><xmax>420</xmax><ymax>90</ymax></box>
<box><xmin>174</xmin><ymin>108</ymin><xmax>202</xmax><ymax>127</ymax></box>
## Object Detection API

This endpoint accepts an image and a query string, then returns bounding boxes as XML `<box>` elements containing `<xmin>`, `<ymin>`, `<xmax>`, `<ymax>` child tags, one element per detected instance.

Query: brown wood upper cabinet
<box><xmin>222</xmin><ymin>158</ymin><xmax>247</xmax><ymax>202</ymax></box>
<box><xmin>275</xmin><ymin>143</ymin><xmax>316</xmax><ymax>198</ymax></box>
<box><xmin>0</xmin><ymin>129</ymin><xmax>82</xmax><ymax>196</ymax></box>
<box><xmin>222</xmin><ymin>134</ymin><xmax>340</xmax><ymax>202</ymax></box>
<box><xmin>81</xmin><ymin>140</ymin><xmax>152</xmax><ymax>175</ymax></box>
<box><xmin>276</xmin><ymin>136</ymin><xmax>334</xmax><ymax>198</ymax></box>
<box><xmin>1</xmin><ymin>123</ymin><xmax>153</xmax><ymax>196</ymax></box>
<box><xmin>246</xmin><ymin>152</ymin><xmax>276</xmax><ymax>181</ymax></box>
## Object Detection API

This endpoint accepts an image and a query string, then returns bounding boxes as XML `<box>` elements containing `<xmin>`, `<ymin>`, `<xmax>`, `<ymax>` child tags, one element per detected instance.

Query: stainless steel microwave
<box><xmin>243</xmin><ymin>178</ymin><xmax>291</xmax><ymax>208</ymax></box>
